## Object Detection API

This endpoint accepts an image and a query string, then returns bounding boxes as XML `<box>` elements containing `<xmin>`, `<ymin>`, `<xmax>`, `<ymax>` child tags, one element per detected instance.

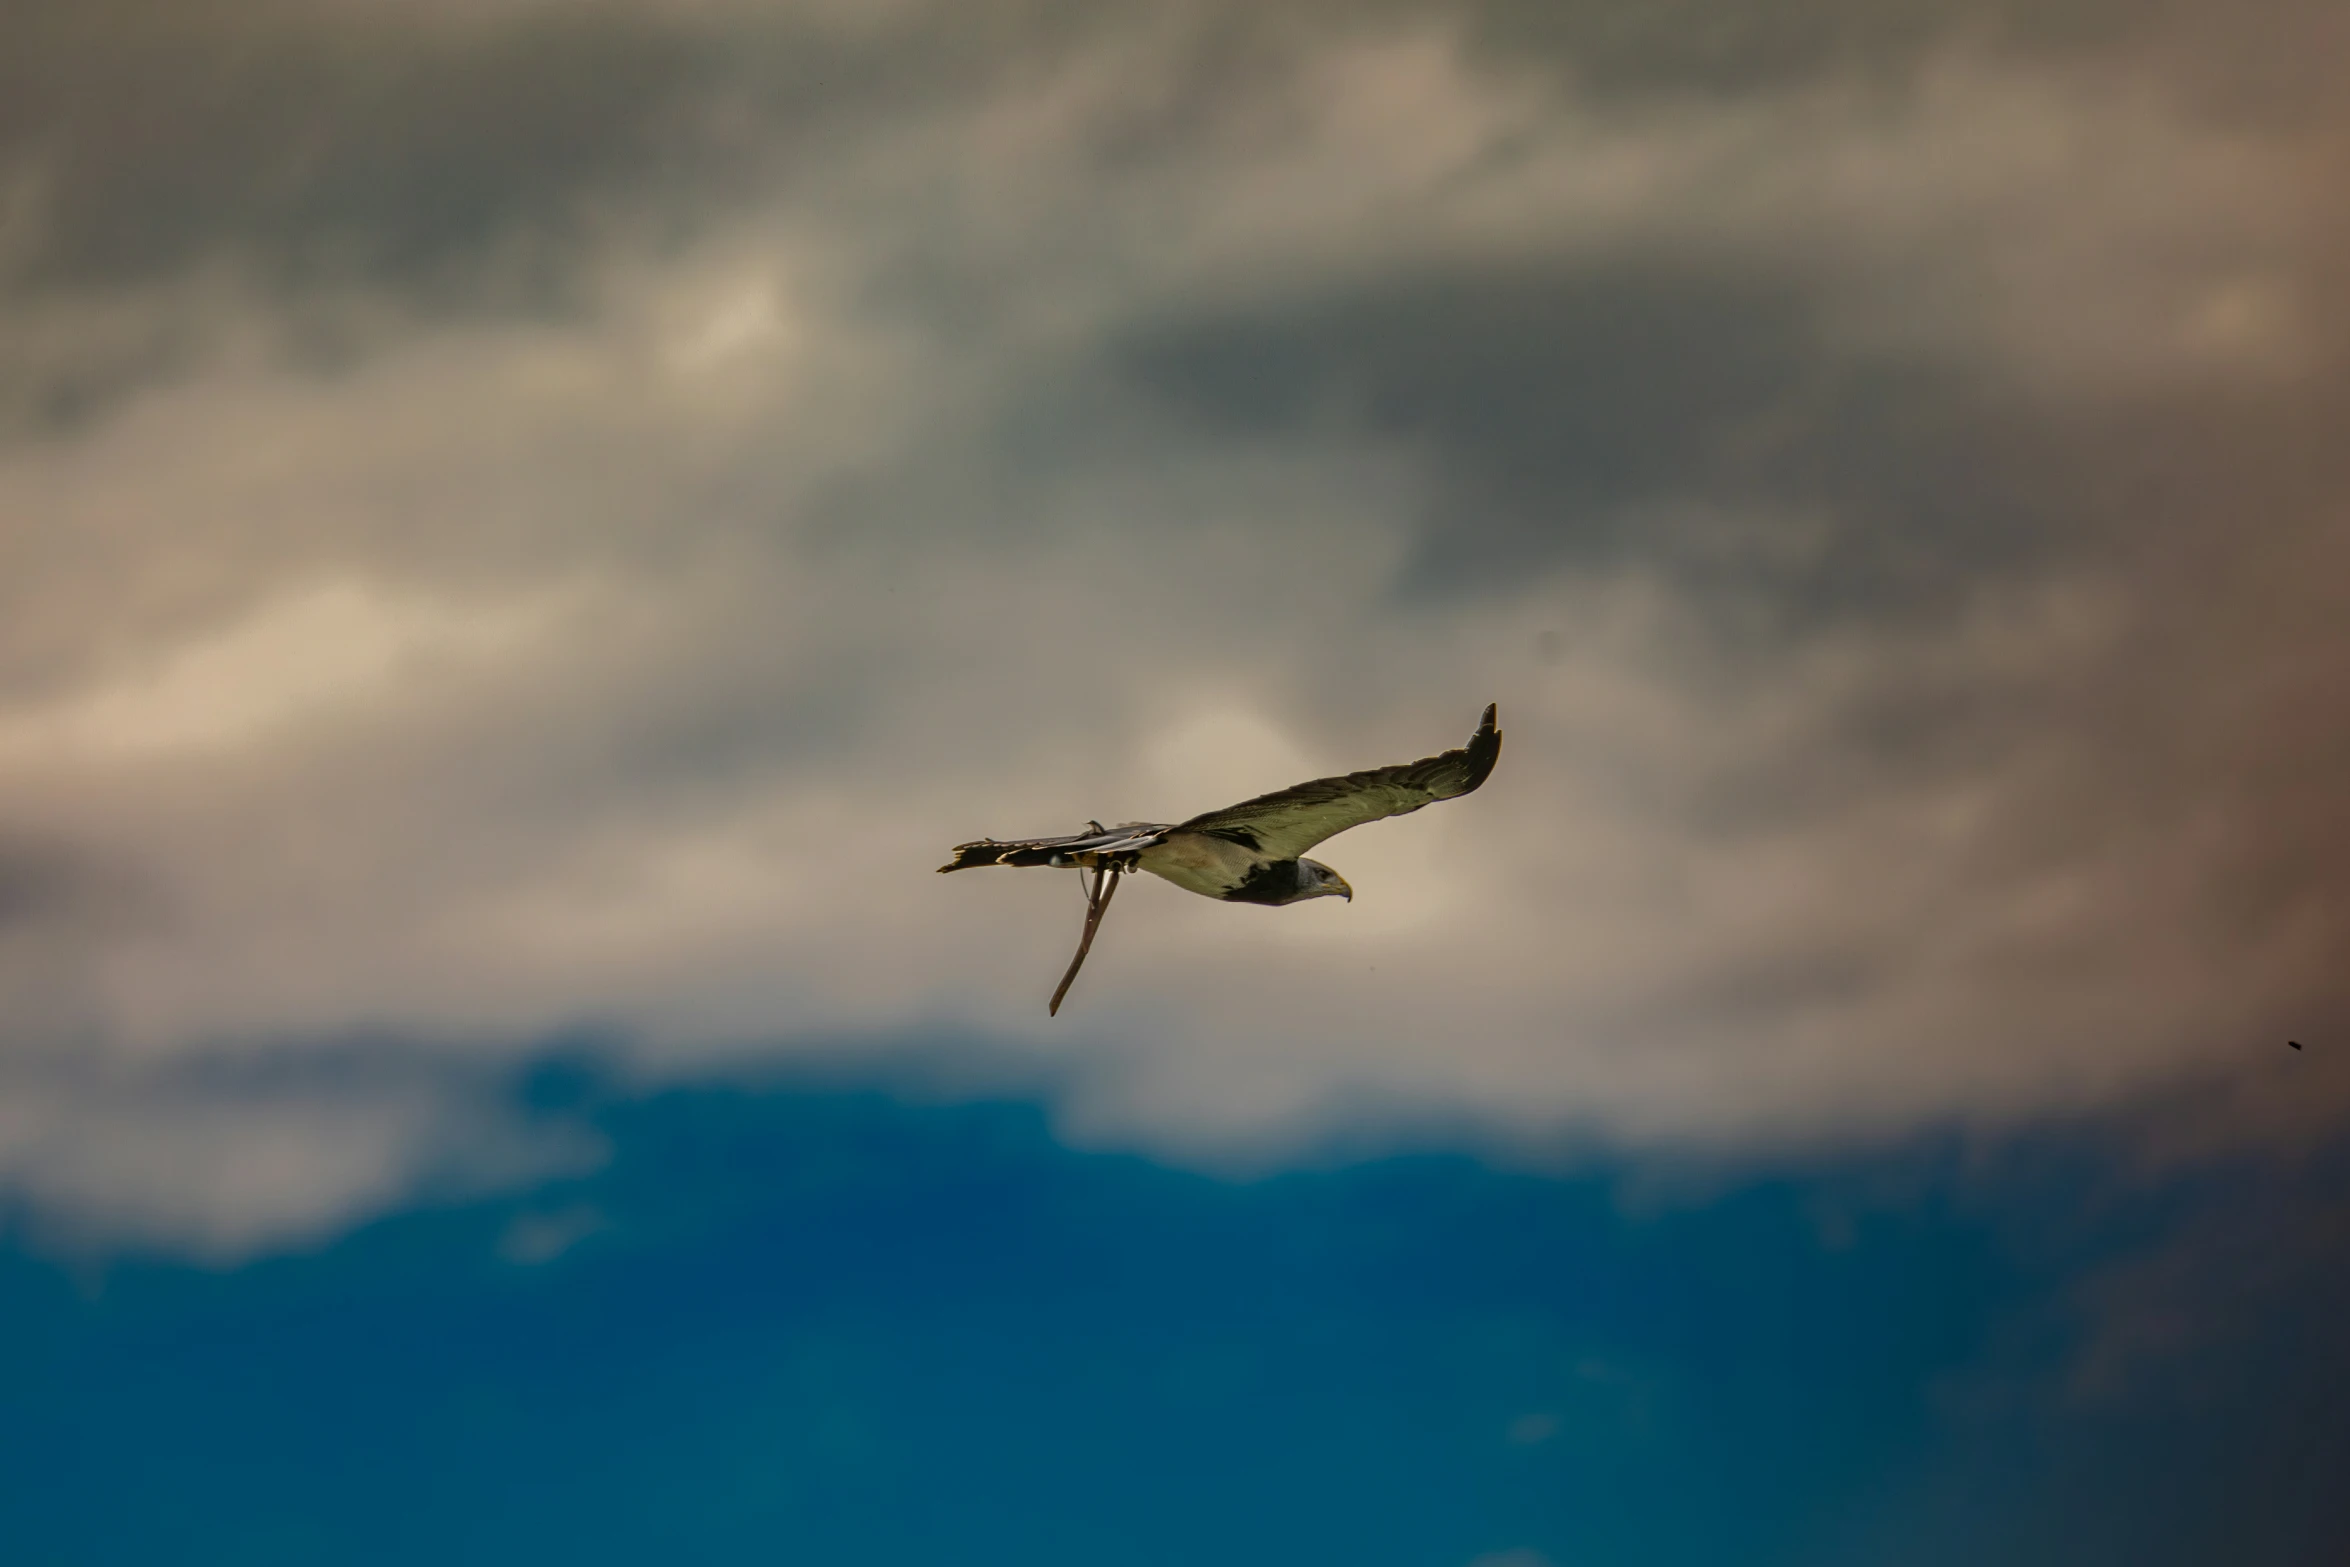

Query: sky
<box><xmin>2</xmin><ymin>1</ymin><xmax>2347</xmax><ymax>1561</ymax></box>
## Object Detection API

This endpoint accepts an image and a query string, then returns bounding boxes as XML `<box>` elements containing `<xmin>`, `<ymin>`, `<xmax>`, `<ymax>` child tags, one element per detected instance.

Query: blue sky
<box><xmin>4</xmin><ymin>2</ymin><xmax>2348</xmax><ymax>1559</ymax></box>
<box><xmin>8</xmin><ymin>1062</ymin><xmax>2347</xmax><ymax>1565</ymax></box>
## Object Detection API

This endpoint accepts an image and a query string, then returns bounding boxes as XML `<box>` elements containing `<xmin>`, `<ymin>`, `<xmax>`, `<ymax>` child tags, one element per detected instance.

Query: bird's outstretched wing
<box><xmin>1174</xmin><ymin>703</ymin><xmax>1500</xmax><ymax>861</ymax></box>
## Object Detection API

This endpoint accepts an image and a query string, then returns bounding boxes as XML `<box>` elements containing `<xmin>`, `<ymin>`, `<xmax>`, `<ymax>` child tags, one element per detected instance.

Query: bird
<box><xmin>2289</xmin><ymin>1040</ymin><xmax>2303</xmax><ymax>1051</ymax></box>
<box><xmin>939</xmin><ymin>703</ymin><xmax>1502</xmax><ymax>1014</ymax></box>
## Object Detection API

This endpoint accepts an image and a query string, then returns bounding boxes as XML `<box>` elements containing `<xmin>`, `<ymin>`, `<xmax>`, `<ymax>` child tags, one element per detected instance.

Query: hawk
<box><xmin>940</xmin><ymin>703</ymin><xmax>1502</xmax><ymax>1013</ymax></box>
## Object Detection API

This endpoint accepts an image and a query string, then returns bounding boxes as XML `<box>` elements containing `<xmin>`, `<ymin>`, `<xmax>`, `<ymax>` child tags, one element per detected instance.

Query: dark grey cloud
<box><xmin>0</xmin><ymin>2</ymin><xmax>716</xmax><ymax>435</ymax></box>
<box><xmin>4</xmin><ymin>0</ymin><xmax>2322</xmax><ymax>293</ymax></box>
<box><xmin>3</xmin><ymin>2</ymin><xmax>719</xmax><ymax>290</ymax></box>
<box><xmin>1111</xmin><ymin>260</ymin><xmax>2064</xmax><ymax>614</ymax></box>
<box><xmin>1404</xmin><ymin>0</ymin><xmax>2350</xmax><ymax>145</ymax></box>
<box><xmin>4</xmin><ymin>0</ymin><xmax>2337</xmax><ymax>437</ymax></box>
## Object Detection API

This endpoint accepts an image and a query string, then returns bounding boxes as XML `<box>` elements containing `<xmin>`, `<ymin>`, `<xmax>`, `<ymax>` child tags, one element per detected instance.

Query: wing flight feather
<box><xmin>1175</xmin><ymin>704</ymin><xmax>1500</xmax><ymax>861</ymax></box>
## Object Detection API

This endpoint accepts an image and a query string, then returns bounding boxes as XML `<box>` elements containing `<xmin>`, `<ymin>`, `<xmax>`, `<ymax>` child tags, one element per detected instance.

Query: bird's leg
<box><xmin>1048</xmin><ymin>861</ymin><xmax>1122</xmax><ymax>1017</ymax></box>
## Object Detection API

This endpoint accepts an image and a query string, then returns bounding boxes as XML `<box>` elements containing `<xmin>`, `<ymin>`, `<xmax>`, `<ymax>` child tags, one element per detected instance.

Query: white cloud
<box><xmin>0</xmin><ymin>1064</ymin><xmax>602</xmax><ymax>1260</ymax></box>
<box><xmin>0</xmin><ymin>580</ymin><xmax>575</xmax><ymax>760</ymax></box>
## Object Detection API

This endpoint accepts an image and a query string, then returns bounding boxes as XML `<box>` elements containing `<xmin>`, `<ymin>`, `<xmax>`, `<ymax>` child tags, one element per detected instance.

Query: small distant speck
<box><xmin>2289</xmin><ymin>1040</ymin><xmax>2303</xmax><ymax>1051</ymax></box>
<box><xmin>499</xmin><ymin>1204</ymin><xmax>606</xmax><ymax>1265</ymax></box>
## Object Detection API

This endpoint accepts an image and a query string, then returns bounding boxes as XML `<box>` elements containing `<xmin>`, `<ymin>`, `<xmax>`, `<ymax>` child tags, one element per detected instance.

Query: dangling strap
<box><xmin>1048</xmin><ymin>861</ymin><xmax>1124</xmax><ymax>1016</ymax></box>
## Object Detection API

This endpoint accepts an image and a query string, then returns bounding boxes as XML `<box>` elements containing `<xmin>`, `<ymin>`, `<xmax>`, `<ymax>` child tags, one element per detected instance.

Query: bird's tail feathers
<box><xmin>937</xmin><ymin>823</ymin><xmax>1165</xmax><ymax>873</ymax></box>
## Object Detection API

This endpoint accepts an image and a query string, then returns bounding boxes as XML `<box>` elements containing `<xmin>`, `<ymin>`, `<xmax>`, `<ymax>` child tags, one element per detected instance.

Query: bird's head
<box><xmin>1296</xmin><ymin>859</ymin><xmax>1352</xmax><ymax>903</ymax></box>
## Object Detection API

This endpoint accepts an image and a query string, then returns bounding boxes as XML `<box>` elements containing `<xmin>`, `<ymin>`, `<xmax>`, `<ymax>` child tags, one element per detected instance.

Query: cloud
<box><xmin>1</xmin><ymin>0</ymin><xmax>2345</xmax><ymax>1250</ymax></box>
<box><xmin>0</xmin><ymin>1053</ymin><xmax>603</xmax><ymax>1260</ymax></box>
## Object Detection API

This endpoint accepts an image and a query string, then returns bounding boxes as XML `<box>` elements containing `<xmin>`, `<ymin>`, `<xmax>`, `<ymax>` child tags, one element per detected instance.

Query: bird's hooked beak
<box><xmin>1296</xmin><ymin>858</ymin><xmax>1350</xmax><ymax>903</ymax></box>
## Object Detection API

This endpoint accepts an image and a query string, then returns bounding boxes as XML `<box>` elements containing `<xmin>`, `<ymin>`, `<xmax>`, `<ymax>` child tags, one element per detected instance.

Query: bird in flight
<box><xmin>940</xmin><ymin>704</ymin><xmax>1502</xmax><ymax>1014</ymax></box>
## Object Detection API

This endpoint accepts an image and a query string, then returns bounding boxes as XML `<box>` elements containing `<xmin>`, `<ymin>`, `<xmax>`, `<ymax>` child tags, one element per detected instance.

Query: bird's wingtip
<box><xmin>1457</xmin><ymin>703</ymin><xmax>1502</xmax><ymax>793</ymax></box>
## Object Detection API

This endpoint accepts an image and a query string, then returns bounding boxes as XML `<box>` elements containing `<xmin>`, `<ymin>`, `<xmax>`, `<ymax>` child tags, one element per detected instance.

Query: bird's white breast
<box><xmin>1137</xmin><ymin>832</ymin><xmax>1265</xmax><ymax>900</ymax></box>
